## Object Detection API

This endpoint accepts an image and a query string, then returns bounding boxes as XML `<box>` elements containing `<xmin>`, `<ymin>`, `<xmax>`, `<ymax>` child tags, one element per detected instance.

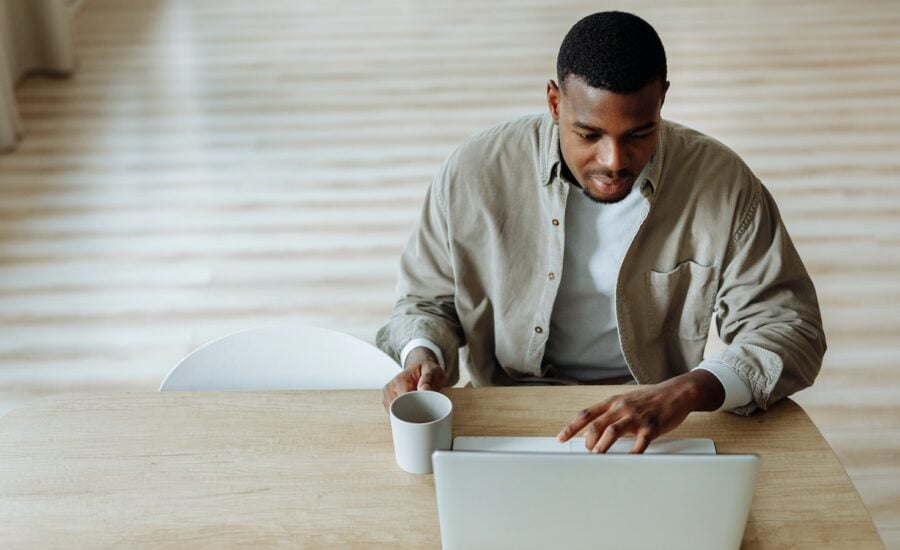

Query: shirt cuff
<box><xmin>399</xmin><ymin>338</ymin><xmax>446</xmax><ymax>370</ymax></box>
<box><xmin>693</xmin><ymin>360</ymin><xmax>753</xmax><ymax>411</ymax></box>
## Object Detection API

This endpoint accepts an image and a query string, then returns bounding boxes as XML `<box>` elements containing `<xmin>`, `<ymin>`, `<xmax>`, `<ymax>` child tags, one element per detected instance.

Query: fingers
<box><xmin>417</xmin><ymin>366</ymin><xmax>436</xmax><ymax>391</ymax></box>
<box><xmin>586</xmin><ymin>416</ymin><xmax>659</xmax><ymax>454</ymax></box>
<box><xmin>629</xmin><ymin>429</ymin><xmax>654</xmax><ymax>454</ymax></box>
<box><xmin>592</xmin><ymin>419</ymin><xmax>632</xmax><ymax>454</ymax></box>
<box><xmin>556</xmin><ymin>408</ymin><xmax>591</xmax><ymax>442</ymax></box>
<box><xmin>585</xmin><ymin>418</ymin><xmax>657</xmax><ymax>454</ymax></box>
<box><xmin>383</xmin><ymin>363</ymin><xmax>446</xmax><ymax>411</ymax></box>
<box><xmin>382</xmin><ymin>387</ymin><xmax>392</xmax><ymax>411</ymax></box>
<box><xmin>381</xmin><ymin>369</ymin><xmax>418</xmax><ymax>411</ymax></box>
<box><xmin>416</xmin><ymin>362</ymin><xmax>446</xmax><ymax>392</ymax></box>
<box><xmin>382</xmin><ymin>381</ymin><xmax>399</xmax><ymax>411</ymax></box>
<box><xmin>583</xmin><ymin>409</ymin><xmax>618</xmax><ymax>450</ymax></box>
<box><xmin>557</xmin><ymin>402</ymin><xmax>610</xmax><ymax>442</ymax></box>
<box><xmin>579</xmin><ymin>401</ymin><xmax>659</xmax><ymax>453</ymax></box>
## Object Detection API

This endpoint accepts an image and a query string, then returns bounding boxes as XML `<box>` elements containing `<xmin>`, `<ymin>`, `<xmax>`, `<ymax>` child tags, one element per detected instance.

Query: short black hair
<box><xmin>557</xmin><ymin>11</ymin><xmax>667</xmax><ymax>94</ymax></box>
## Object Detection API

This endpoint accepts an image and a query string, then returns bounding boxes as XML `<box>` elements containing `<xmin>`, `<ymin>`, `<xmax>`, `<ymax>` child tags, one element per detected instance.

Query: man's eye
<box><xmin>576</xmin><ymin>132</ymin><xmax>597</xmax><ymax>140</ymax></box>
<box><xmin>630</xmin><ymin>133</ymin><xmax>652</xmax><ymax>139</ymax></box>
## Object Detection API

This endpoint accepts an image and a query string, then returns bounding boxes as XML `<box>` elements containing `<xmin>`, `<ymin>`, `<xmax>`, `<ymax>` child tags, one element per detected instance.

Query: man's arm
<box><xmin>706</xmin><ymin>180</ymin><xmax>826</xmax><ymax>415</ymax></box>
<box><xmin>557</xmin><ymin>369</ymin><xmax>725</xmax><ymax>453</ymax></box>
<box><xmin>559</xmin><ymin>176</ymin><xmax>826</xmax><ymax>451</ymax></box>
<box><xmin>691</xmin><ymin>362</ymin><xmax>753</xmax><ymax>411</ymax></box>
<box><xmin>377</xmin><ymin>158</ymin><xmax>465</xmax><ymax>406</ymax></box>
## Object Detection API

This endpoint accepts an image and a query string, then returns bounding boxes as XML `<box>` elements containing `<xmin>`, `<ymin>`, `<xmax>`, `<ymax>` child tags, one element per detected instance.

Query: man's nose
<box><xmin>597</xmin><ymin>139</ymin><xmax>628</xmax><ymax>173</ymax></box>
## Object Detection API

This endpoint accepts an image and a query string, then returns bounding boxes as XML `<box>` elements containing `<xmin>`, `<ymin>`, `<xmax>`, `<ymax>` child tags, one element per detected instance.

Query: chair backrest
<box><xmin>159</xmin><ymin>326</ymin><xmax>401</xmax><ymax>391</ymax></box>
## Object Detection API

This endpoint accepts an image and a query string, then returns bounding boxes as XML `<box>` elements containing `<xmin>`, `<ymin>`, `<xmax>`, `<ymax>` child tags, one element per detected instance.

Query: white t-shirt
<box><xmin>541</xmin><ymin>168</ymin><xmax>649</xmax><ymax>382</ymax></box>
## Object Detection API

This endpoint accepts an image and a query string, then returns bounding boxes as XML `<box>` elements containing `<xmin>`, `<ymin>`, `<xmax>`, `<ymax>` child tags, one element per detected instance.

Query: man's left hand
<box><xmin>556</xmin><ymin>370</ymin><xmax>725</xmax><ymax>454</ymax></box>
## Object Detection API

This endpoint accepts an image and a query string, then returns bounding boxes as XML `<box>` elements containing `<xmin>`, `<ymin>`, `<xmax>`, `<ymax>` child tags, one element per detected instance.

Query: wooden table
<box><xmin>0</xmin><ymin>387</ymin><xmax>884</xmax><ymax>549</ymax></box>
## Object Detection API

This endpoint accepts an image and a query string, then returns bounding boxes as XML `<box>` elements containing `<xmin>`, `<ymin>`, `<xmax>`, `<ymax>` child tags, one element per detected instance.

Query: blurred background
<box><xmin>1</xmin><ymin>0</ymin><xmax>898</xmax><ymax>546</ymax></box>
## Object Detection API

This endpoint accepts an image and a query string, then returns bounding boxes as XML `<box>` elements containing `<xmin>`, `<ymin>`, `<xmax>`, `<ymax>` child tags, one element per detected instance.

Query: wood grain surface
<box><xmin>0</xmin><ymin>0</ymin><xmax>897</xmax><ymax>546</ymax></box>
<box><xmin>0</xmin><ymin>388</ymin><xmax>884</xmax><ymax>548</ymax></box>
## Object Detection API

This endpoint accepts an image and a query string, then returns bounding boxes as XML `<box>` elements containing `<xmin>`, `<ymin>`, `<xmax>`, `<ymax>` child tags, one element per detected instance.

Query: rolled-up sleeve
<box><xmin>709</xmin><ymin>179</ymin><xmax>826</xmax><ymax>415</ymax></box>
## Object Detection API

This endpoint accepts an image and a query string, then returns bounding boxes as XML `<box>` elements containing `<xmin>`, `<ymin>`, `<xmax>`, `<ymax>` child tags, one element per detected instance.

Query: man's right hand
<box><xmin>382</xmin><ymin>347</ymin><xmax>446</xmax><ymax>411</ymax></box>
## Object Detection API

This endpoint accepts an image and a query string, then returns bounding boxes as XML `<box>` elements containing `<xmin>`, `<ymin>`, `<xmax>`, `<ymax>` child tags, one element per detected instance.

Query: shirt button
<box><xmin>534</xmin><ymin>326</ymin><xmax>543</xmax><ymax>334</ymax></box>
<box><xmin>551</xmin><ymin>219</ymin><xmax>560</xmax><ymax>226</ymax></box>
<box><xmin>548</xmin><ymin>272</ymin><xmax>556</xmax><ymax>280</ymax></box>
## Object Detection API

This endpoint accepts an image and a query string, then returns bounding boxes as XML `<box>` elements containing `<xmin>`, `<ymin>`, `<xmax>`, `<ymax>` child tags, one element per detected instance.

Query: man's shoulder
<box><xmin>461</xmin><ymin>112</ymin><xmax>549</xmax><ymax>148</ymax></box>
<box><xmin>435</xmin><ymin>113</ymin><xmax>550</xmax><ymax>195</ymax></box>
<box><xmin>443</xmin><ymin>113</ymin><xmax>549</xmax><ymax>170</ymax></box>
<box><xmin>661</xmin><ymin>119</ymin><xmax>760</xmax><ymax>192</ymax></box>
<box><xmin>662</xmin><ymin>119</ymin><xmax>750</xmax><ymax>170</ymax></box>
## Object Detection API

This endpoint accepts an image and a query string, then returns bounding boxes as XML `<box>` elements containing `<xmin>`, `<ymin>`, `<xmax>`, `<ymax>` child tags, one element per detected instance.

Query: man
<box><xmin>377</xmin><ymin>11</ymin><xmax>825</xmax><ymax>453</ymax></box>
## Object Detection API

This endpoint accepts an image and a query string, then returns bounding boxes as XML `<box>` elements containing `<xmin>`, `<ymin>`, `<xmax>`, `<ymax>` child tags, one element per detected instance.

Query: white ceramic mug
<box><xmin>389</xmin><ymin>391</ymin><xmax>453</xmax><ymax>475</ymax></box>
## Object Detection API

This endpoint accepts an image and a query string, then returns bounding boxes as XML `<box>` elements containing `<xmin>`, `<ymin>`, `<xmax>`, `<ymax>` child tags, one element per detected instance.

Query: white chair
<box><xmin>159</xmin><ymin>326</ymin><xmax>401</xmax><ymax>391</ymax></box>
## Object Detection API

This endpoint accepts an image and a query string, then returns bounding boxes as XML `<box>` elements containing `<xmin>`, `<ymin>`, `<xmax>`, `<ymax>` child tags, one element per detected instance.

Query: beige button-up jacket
<box><xmin>376</xmin><ymin>113</ymin><xmax>826</xmax><ymax>415</ymax></box>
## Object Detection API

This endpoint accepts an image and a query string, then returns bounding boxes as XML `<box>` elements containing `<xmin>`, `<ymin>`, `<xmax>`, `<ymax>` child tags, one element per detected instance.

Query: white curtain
<box><xmin>0</xmin><ymin>0</ymin><xmax>77</xmax><ymax>152</ymax></box>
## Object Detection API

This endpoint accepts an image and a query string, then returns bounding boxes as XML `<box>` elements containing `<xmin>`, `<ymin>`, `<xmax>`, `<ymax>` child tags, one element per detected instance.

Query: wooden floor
<box><xmin>1</xmin><ymin>0</ymin><xmax>898</xmax><ymax>546</ymax></box>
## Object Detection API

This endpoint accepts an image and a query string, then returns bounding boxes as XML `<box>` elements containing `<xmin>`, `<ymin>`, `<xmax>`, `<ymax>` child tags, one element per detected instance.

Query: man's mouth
<box><xmin>589</xmin><ymin>176</ymin><xmax>632</xmax><ymax>193</ymax></box>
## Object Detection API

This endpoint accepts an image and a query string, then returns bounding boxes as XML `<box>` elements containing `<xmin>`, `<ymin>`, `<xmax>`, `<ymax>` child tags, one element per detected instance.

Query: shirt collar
<box><xmin>540</xmin><ymin>114</ymin><xmax>666</xmax><ymax>196</ymax></box>
<box><xmin>540</xmin><ymin>115</ymin><xmax>561</xmax><ymax>186</ymax></box>
<box><xmin>645</xmin><ymin>122</ymin><xmax>665</xmax><ymax>196</ymax></box>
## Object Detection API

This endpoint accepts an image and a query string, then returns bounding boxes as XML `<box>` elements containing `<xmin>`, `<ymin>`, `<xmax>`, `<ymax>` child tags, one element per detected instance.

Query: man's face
<box><xmin>547</xmin><ymin>76</ymin><xmax>669</xmax><ymax>203</ymax></box>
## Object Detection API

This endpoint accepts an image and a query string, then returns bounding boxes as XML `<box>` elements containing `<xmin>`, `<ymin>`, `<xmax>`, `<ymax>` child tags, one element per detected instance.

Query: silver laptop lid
<box><xmin>432</xmin><ymin>451</ymin><xmax>758</xmax><ymax>550</ymax></box>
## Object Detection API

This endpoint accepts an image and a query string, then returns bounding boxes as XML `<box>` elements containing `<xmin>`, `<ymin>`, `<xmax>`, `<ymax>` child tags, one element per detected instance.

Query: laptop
<box><xmin>432</xmin><ymin>437</ymin><xmax>758</xmax><ymax>550</ymax></box>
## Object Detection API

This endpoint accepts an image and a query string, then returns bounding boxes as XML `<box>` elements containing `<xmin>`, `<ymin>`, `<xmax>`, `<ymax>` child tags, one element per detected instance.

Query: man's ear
<box><xmin>660</xmin><ymin>80</ymin><xmax>670</xmax><ymax>108</ymax></box>
<box><xmin>546</xmin><ymin>79</ymin><xmax>561</xmax><ymax>124</ymax></box>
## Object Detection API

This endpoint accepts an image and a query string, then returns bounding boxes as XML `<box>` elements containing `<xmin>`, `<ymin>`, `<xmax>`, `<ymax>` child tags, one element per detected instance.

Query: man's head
<box><xmin>548</xmin><ymin>11</ymin><xmax>669</xmax><ymax>203</ymax></box>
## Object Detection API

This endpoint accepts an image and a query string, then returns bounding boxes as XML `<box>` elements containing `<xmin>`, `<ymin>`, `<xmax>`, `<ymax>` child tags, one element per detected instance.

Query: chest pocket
<box><xmin>643</xmin><ymin>261</ymin><xmax>718</xmax><ymax>341</ymax></box>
